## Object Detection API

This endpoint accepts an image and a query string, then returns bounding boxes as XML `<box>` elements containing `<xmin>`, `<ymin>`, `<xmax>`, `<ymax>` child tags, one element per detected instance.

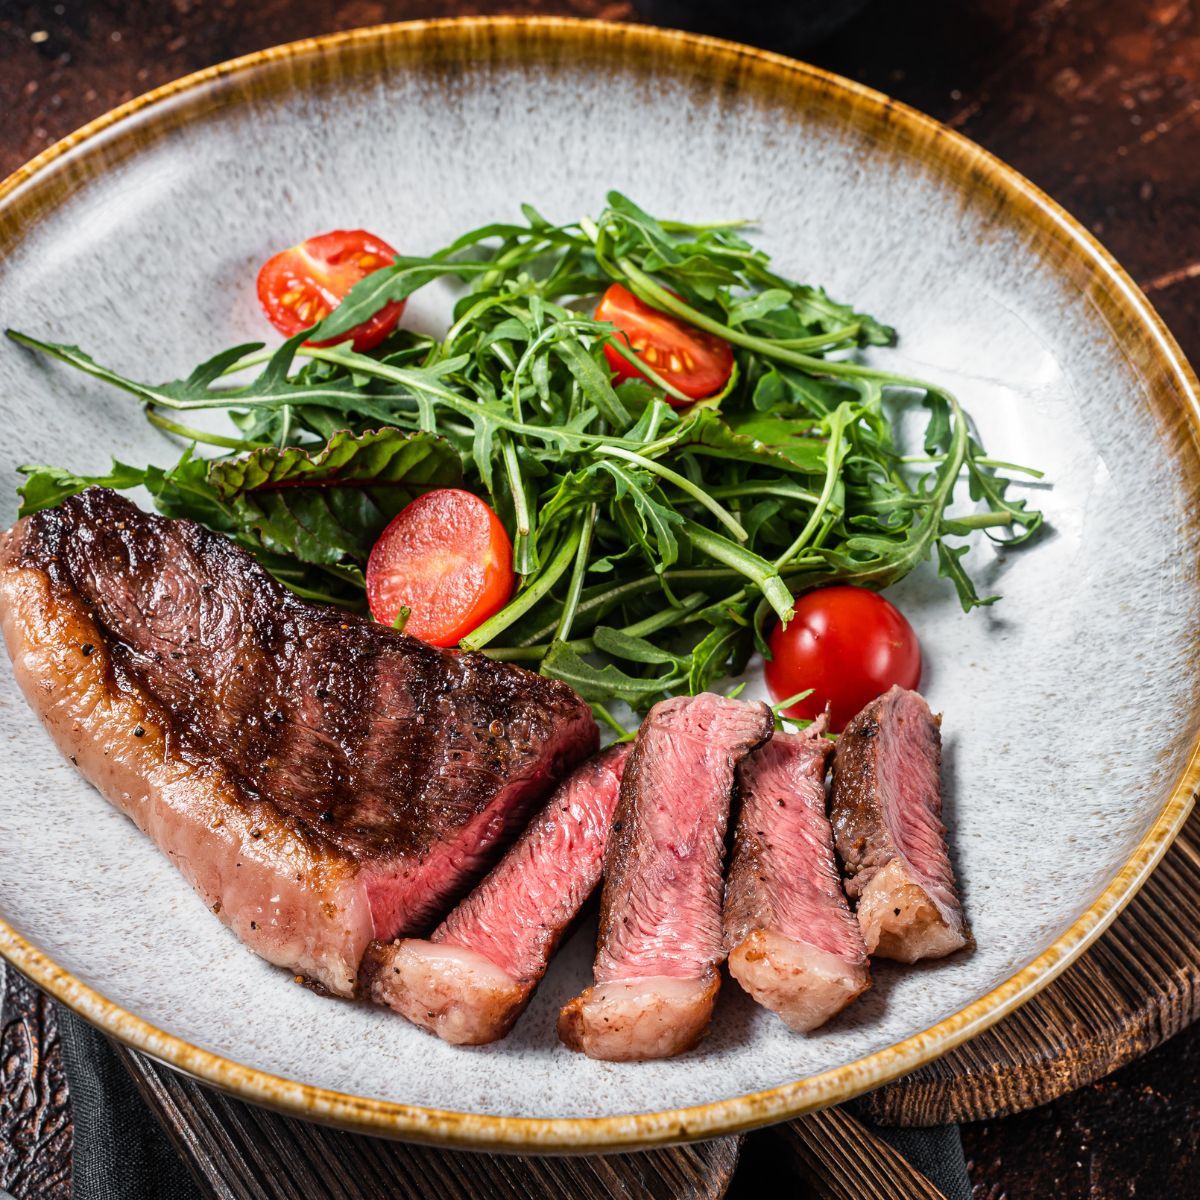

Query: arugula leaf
<box><xmin>708</xmin><ymin>411</ymin><xmax>827</xmax><ymax>473</ymax></box>
<box><xmin>688</xmin><ymin>619</ymin><xmax>753</xmax><ymax>695</ymax></box>
<box><xmin>8</xmin><ymin>193</ymin><xmax>1049</xmax><ymax>722</ymax></box>
<box><xmin>18</xmin><ymin>460</ymin><xmax>157</xmax><ymax>515</ymax></box>
<box><xmin>18</xmin><ymin>452</ymin><xmax>230</xmax><ymax>528</ymax></box>
<box><xmin>22</xmin><ymin>429</ymin><xmax>461</xmax><ymax>604</ymax></box>
<box><xmin>725</xmin><ymin>289</ymin><xmax>794</xmax><ymax>328</ymax></box>
<box><xmin>597</xmin><ymin>460</ymin><xmax>683</xmax><ymax>572</ymax></box>
<box><xmin>5</xmin><ymin>330</ymin><xmax>469</xmax><ymax>432</ymax></box>
<box><xmin>937</xmin><ymin>540</ymin><xmax>1000</xmax><ymax>611</ymax></box>
<box><xmin>552</xmin><ymin>338</ymin><xmax>632</xmax><ymax>428</ymax></box>
<box><xmin>591</xmin><ymin>625</ymin><xmax>686</xmax><ymax>667</ymax></box>
<box><xmin>312</xmin><ymin>256</ymin><xmax>495</xmax><ymax>342</ymax></box>
<box><xmin>540</xmin><ymin>639</ymin><xmax>681</xmax><ymax>707</ymax></box>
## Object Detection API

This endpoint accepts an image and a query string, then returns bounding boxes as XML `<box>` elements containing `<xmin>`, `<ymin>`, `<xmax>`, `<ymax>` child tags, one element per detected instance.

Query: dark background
<box><xmin>1</xmin><ymin>1</ymin><xmax>1198</xmax><ymax>1196</ymax></box>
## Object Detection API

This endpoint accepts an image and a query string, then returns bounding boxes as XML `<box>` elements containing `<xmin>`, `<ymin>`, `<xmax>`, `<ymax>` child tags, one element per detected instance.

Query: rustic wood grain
<box><xmin>113</xmin><ymin>1042</ymin><xmax>741</xmax><ymax>1200</ymax></box>
<box><xmin>778</xmin><ymin>1108</ymin><xmax>949</xmax><ymax>1200</ymax></box>
<box><xmin>0</xmin><ymin>962</ymin><xmax>71</xmax><ymax>1200</ymax></box>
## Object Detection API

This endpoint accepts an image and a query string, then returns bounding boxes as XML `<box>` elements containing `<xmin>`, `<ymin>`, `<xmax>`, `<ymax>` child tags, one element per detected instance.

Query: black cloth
<box><xmin>865</xmin><ymin>1113</ymin><xmax>974</xmax><ymax>1200</ymax></box>
<box><xmin>57</xmin><ymin>1006</ymin><xmax>201</xmax><ymax>1200</ymax></box>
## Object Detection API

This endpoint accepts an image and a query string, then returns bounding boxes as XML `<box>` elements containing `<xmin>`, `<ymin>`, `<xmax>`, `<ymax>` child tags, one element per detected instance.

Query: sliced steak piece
<box><xmin>559</xmin><ymin>694</ymin><xmax>773</xmax><ymax>1061</ymax></box>
<box><xmin>830</xmin><ymin>686</ymin><xmax>970</xmax><ymax>963</ymax></box>
<box><xmin>0</xmin><ymin>489</ymin><xmax>596</xmax><ymax>996</ymax></box>
<box><xmin>363</xmin><ymin>743</ymin><xmax>630</xmax><ymax>1044</ymax></box>
<box><xmin>724</xmin><ymin>717</ymin><xmax>870</xmax><ymax>1032</ymax></box>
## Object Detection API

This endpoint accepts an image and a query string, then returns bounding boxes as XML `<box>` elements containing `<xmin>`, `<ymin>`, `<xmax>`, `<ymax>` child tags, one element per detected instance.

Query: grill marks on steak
<box><xmin>19</xmin><ymin>491</ymin><xmax>560</xmax><ymax>861</ymax></box>
<box><xmin>0</xmin><ymin>489</ymin><xmax>596</xmax><ymax>993</ymax></box>
<box><xmin>559</xmin><ymin>694</ymin><xmax>773</xmax><ymax>1061</ymax></box>
<box><xmin>724</xmin><ymin>719</ymin><xmax>870</xmax><ymax>1032</ymax></box>
<box><xmin>831</xmin><ymin>686</ymin><xmax>970</xmax><ymax>963</ymax></box>
<box><xmin>363</xmin><ymin>744</ymin><xmax>630</xmax><ymax>1044</ymax></box>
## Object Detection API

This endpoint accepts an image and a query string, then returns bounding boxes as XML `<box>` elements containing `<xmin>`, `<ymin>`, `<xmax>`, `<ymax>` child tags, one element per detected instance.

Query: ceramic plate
<box><xmin>1</xmin><ymin>17</ymin><xmax>1198</xmax><ymax>1151</ymax></box>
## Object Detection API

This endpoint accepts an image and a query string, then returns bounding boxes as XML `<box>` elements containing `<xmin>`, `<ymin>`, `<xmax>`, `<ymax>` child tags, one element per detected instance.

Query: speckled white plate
<box><xmin>1</xmin><ymin>17</ymin><xmax>1199</xmax><ymax>1152</ymax></box>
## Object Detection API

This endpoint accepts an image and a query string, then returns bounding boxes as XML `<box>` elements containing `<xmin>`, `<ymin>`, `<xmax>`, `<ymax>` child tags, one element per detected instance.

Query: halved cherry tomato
<box><xmin>256</xmin><ymin>229</ymin><xmax>403</xmax><ymax>352</ymax></box>
<box><xmin>764</xmin><ymin>585</ymin><xmax>922</xmax><ymax>732</ymax></box>
<box><xmin>595</xmin><ymin>283</ymin><xmax>734</xmax><ymax>404</ymax></box>
<box><xmin>366</xmin><ymin>489</ymin><xmax>515</xmax><ymax>646</ymax></box>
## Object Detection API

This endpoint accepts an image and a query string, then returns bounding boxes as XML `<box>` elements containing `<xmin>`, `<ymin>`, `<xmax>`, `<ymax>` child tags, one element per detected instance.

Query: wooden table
<box><xmin>1</xmin><ymin>1</ymin><xmax>1198</xmax><ymax>1196</ymax></box>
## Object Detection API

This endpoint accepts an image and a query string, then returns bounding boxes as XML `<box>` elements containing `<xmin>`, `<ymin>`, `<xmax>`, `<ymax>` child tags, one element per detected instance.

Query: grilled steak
<box><xmin>724</xmin><ymin>718</ymin><xmax>869</xmax><ymax>1032</ymax></box>
<box><xmin>363</xmin><ymin>744</ymin><xmax>630</xmax><ymax>1043</ymax></box>
<box><xmin>559</xmin><ymin>694</ymin><xmax>773</xmax><ymax>1061</ymax></box>
<box><xmin>830</xmin><ymin>686</ymin><xmax>970</xmax><ymax>963</ymax></box>
<box><xmin>0</xmin><ymin>488</ymin><xmax>597</xmax><ymax>996</ymax></box>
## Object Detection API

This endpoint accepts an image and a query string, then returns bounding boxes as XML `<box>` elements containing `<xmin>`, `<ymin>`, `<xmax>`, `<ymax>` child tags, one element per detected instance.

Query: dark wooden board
<box><xmin>781</xmin><ymin>1108</ymin><xmax>950</xmax><ymax>1200</ymax></box>
<box><xmin>113</xmin><ymin>1042</ymin><xmax>742</xmax><ymax>1200</ymax></box>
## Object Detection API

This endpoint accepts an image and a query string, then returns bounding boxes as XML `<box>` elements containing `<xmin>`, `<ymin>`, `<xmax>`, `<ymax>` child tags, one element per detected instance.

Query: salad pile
<box><xmin>9</xmin><ymin>193</ymin><xmax>1045</xmax><ymax>731</ymax></box>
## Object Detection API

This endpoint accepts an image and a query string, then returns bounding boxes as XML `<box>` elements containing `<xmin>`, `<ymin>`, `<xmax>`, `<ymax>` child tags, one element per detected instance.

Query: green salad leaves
<box><xmin>8</xmin><ymin>193</ymin><xmax>1045</xmax><ymax>728</ymax></box>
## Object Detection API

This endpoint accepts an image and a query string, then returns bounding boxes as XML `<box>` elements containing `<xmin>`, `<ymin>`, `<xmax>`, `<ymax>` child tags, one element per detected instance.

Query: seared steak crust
<box><xmin>19</xmin><ymin>489</ymin><xmax>593</xmax><ymax>862</ymax></box>
<box><xmin>559</xmin><ymin>693</ymin><xmax>772</xmax><ymax>1060</ymax></box>
<box><xmin>1</xmin><ymin>489</ymin><xmax>596</xmax><ymax>991</ymax></box>
<box><xmin>830</xmin><ymin>686</ymin><xmax>970</xmax><ymax>963</ymax></box>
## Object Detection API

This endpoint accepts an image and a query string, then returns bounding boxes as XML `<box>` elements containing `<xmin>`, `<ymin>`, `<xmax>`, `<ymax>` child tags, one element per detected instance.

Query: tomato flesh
<box><xmin>366</xmin><ymin>489</ymin><xmax>515</xmax><ymax>646</ymax></box>
<box><xmin>257</xmin><ymin>229</ymin><xmax>404</xmax><ymax>352</ymax></box>
<box><xmin>764</xmin><ymin>585</ymin><xmax>922</xmax><ymax>732</ymax></box>
<box><xmin>595</xmin><ymin>283</ymin><xmax>733</xmax><ymax>404</ymax></box>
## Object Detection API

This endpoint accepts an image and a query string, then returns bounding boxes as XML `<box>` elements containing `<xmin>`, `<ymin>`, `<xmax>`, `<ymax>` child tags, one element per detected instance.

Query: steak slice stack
<box><xmin>559</xmin><ymin>693</ymin><xmax>773</xmax><ymax>1061</ymax></box>
<box><xmin>724</xmin><ymin>717</ymin><xmax>870</xmax><ymax>1032</ymax></box>
<box><xmin>830</xmin><ymin>686</ymin><xmax>970</xmax><ymax>963</ymax></box>
<box><xmin>363</xmin><ymin>743</ymin><xmax>630</xmax><ymax>1044</ymax></box>
<box><xmin>0</xmin><ymin>488</ymin><xmax>597</xmax><ymax>996</ymax></box>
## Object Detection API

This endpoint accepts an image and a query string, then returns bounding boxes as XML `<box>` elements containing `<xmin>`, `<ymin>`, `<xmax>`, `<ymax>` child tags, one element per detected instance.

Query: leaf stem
<box><xmin>144</xmin><ymin>408</ymin><xmax>270</xmax><ymax>451</ymax></box>
<box><xmin>601</xmin><ymin>334</ymin><xmax>694</xmax><ymax>405</ymax></box>
<box><xmin>500</xmin><ymin>437</ymin><xmax>535</xmax><ymax>573</ymax></box>
<box><xmin>948</xmin><ymin>511</ymin><xmax>1015</xmax><ymax>530</ymax></box>
<box><xmin>899</xmin><ymin>454</ymin><xmax>1045</xmax><ymax>478</ymax></box>
<box><xmin>683</xmin><ymin>520</ymin><xmax>793</xmax><ymax>621</ymax></box>
<box><xmin>555</xmin><ymin>503</ymin><xmax>597</xmax><ymax>642</ymax></box>
<box><xmin>596</xmin><ymin>444</ymin><xmax>748</xmax><ymax>542</ymax></box>
<box><xmin>460</xmin><ymin>521</ymin><xmax>582</xmax><ymax>650</ymax></box>
<box><xmin>613</xmin><ymin>256</ymin><xmax>940</xmax><ymax>390</ymax></box>
<box><xmin>772</xmin><ymin>404</ymin><xmax>854</xmax><ymax>568</ymax></box>
<box><xmin>517</xmin><ymin>566</ymin><xmax>744</xmax><ymax>646</ymax></box>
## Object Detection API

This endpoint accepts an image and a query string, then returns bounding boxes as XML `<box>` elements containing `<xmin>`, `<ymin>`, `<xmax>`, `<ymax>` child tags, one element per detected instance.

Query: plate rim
<box><xmin>1</xmin><ymin>14</ymin><xmax>1198</xmax><ymax>1152</ymax></box>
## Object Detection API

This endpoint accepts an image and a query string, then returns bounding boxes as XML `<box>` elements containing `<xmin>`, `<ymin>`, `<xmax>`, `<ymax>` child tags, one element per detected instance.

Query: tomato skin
<box><xmin>764</xmin><ymin>586</ymin><xmax>922</xmax><ymax>732</ymax></box>
<box><xmin>595</xmin><ymin>283</ymin><xmax>734</xmax><ymax>404</ymax></box>
<box><xmin>365</xmin><ymin>489</ymin><xmax>515</xmax><ymax>647</ymax></box>
<box><xmin>256</xmin><ymin>229</ymin><xmax>404</xmax><ymax>352</ymax></box>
